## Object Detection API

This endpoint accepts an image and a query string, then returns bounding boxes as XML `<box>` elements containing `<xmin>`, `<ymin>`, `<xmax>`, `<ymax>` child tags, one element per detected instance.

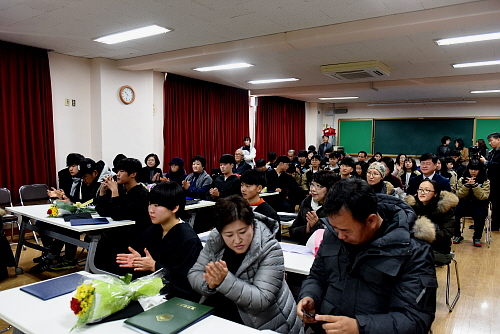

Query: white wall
<box><xmin>49</xmin><ymin>53</ymin><xmax>165</xmax><ymax>173</ymax></box>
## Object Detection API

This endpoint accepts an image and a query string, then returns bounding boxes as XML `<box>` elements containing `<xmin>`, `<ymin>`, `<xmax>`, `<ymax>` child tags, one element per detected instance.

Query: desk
<box><xmin>6</xmin><ymin>205</ymin><xmax>134</xmax><ymax>275</ymax></box>
<box><xmin>0</xmin><ymin>272</ymin><xmax>267</xmax><ymax>334</ymax></box>
<box><xmin>259</xmin><ymin>191</ymin><xmax>279</xmax><ymax>197</ymax></box>
<box><xmin>185</xmin><ymin>200</ymin><xmax>215</xmax><ymax>210</ymax></box>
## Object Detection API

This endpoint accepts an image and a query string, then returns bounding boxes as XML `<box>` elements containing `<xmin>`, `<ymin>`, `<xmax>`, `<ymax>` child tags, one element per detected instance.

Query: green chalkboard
<box><xmin>374</xmin><ymin>119</ymin><xmax>474</xmax><ymax>156</ymax></box>
<box><xmin>338</xmin><ymin>119</ymin><xmax>373</xmax><ymax>155</ymax></box>
<box><xmin>475</xmin><ymin>118</ymin><xmax>500</xmax><ymax>142</ymax></box>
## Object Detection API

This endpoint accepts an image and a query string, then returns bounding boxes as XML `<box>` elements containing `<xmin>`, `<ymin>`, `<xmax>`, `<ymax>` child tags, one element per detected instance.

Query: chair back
<box><xmin>19</xmin><ymin>184</ymin><xmax>50</xmax><ymax>206</ymax></box>
<box><xmin>0</xmin><ymin>188</ymin><xmax>13</xmax><ymax>208</ymax></box>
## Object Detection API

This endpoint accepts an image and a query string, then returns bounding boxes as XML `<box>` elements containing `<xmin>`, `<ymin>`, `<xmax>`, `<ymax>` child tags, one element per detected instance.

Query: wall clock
<box><xmin>119</xmin><ymin>85</ymin><xmax>135</xmax><ymax>104</ymax></box>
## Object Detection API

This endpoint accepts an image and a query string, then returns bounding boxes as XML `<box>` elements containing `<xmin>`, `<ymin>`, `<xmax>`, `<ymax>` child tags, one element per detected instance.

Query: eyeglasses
<box><xmin>309</xmin><ymin>183</ymin><xmax>325</xmax><ymax>190</ymax></box>
<box><xmin>367</xmin><ymin>172</ymin><xmax>381</xmax><ymax>177</ymax></box>
<box><xmin>417</xmin><ymin>188</ymin><xmax>434</xmax><ymax>194</ymax></box>
<box><xmin>234</xmin><ymin>153</ymin><xmax>243</xmax><ymax>156</ymax></box>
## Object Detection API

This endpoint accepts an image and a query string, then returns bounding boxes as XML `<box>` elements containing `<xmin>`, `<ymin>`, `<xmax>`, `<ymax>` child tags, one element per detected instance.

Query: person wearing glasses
<box><xmin>289</xmin><ymin>170</ymin><xmax>338</xmax><ymax>245</ymax></box>
<box><xmin>233</xmin><ymin>149</ymin><xmax>252</xmax><ymax>175</ymax></box>
<box><xmin>365</xmin><ymin>162</ymin><xmax>395</xmax><ymax>196</ymax></box>
<box><xmin>406</xmin><ymin>153</ymin><xmax>451</xmax><ymax>196</ymax></box>
<box><xmin>405</xmin><ymin>179</ymin><xmax>458</xmax><ymax>266</ymax></box>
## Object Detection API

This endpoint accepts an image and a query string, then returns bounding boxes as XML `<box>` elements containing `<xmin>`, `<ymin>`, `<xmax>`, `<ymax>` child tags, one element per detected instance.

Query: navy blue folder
<box><xmin>20</xmin><ymin>273</ymin><xmax>84</xmax><ymax>300</ymax></box>
<box><xmin>70</xmin><ymin>217</ymin><xmax>109</xmax><ymax>226</ymax></box>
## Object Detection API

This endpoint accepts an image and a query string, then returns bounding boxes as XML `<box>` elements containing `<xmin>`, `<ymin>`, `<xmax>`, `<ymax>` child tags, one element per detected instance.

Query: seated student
<box><xmin>112</xmin><ymin>153</ymin><xmax>127</xmax><ymax>173</ymax></box>
<box><xmin>381</xmin><ymin>157</ymin><xmax>404</xmax><ymax>189</ymax></box>
<box><xmin>94</xmin><ymin>158</ymin><xmax>151</xmax><ymax>275</ymax></box>
<box><xmin>339</xmin><ymin>157</ymin><xmax>356</xmax><ymax>179</ymax></box>
<box><xmin>357</xmin><ymin>151</ymin><xmax>368</xmax><ymax>162</ymax></box>
<box><xmin>366</xmin><ymin>162</ymin><xmax>395</xmax><ymax>196</ymax></box>
<box><xmin>393</xmin><ymin>153</ymin><xmax>407</xmax><ymax>176</ymax></box>
<box><xmin>438</xmin><ymin>157</ymin><xmax>458</xmax><ymax>192</ymax></box>
<box><xmin>240</xmin><ymin>169</ymin><xmax>281</xmax><ymax>240</ymax></box>
<box><xmin>208</xmin><ymin>154</ymin><xmax>241</xmax><ymax>200</ymax></box>
<box><xmin>182</xmin><ymin>155</ymin><xmax>212</xmax><ymax>199</ymax></box>
<box><xmin>407</xmin><ymin>153</ymin><xmax>451</xmax><ymax>195</ymax></box>
<box><xmin>163</xmin><ymin>157</ymin><xmax>187</xmax><ymax>186</ymax></box>
<box><xmin>266</xmin><ymin>155</ymin><xmax>297</xmax><ymax>213</ymax></box>
<box><xmin>288</xmin><ymin>149</ymin><xmax>299</xmax><ymax>164</ymax></box>
<box><xmin>323</xmin><ymin>148</ymin><xmax>333</xmax><ymax>166</ymax></box>
<box><xmin>57</xmin><ymin>153</ymin><xmax>84</xmax><ymax>191</ymax></box>
<box><xmin>450</xmin><ymin>149</ymin><xmax>466</xmax><ymax>178</ymax></box>
<box><xmin>366</xmin><ymin>151</ymin><xmax>383</xmax><ymax>165</ymax></box>
<box><xmin>399</xmin><ymin>157</ymin><xmax>421</xmax><ymax>191</ymax></box>
<box><xmin>307</xmin><ymin>150</ymin><xmax>315</xmax><ymax>161</ymax></box>
<box><xmin>233</xmin><ymin>149</ymin><xmax>252</xmax><ymax>175</ymax></box>
<box><xmin>117</xmin><ymin>182</ymin><xmax>203</xmax><ymax>301</ymax></box>
<box><xmin>355</xmin><ymin>160</ymin><xmax>368</xmax><ymax>180</ymax></box>
<box><xmin>266</xmin><ymin>152</ymin><xmax>277</xmax><ymax>170</ymax></box>
<box><xmin>405</xmin><ymin>179</ymin><xmax>458</xmax><ymax>266</ymax></box>
<box><xmin>295</xmin><ymin>150</ymin><xmax>310</xmax><ymax>174</ymax></box>
<box><xmin>452</xmin><ymin>162</ymin><xmax>490</xmax><ymax>247</ymax></box>
<box><xmin>326</xmin><ymin>151</ymin><xmax>341</xmax><ymax>174</ymax></box>
<box><xmin>49</xmin><ymin>153</ymin><xmax>85</xmax><ymax>203</ymax></box>
<box><xmin>289</xmin><ymin>170</ymin><xmax>338</xmax><ymax>245</ymax></box>
<box><xmin>137</xmin><ymin>153</ymin><xmax>163</xmax><ymax>184</ymax></box>
<box><xmin>254</xmin><ymin>159</ymin><xmax>268</xmax><ymax>172</ymax></box>
<box><xmin>437</xmin><ymin>136</ymin><xmax>452</xmax><ymax>158</ymax></box>
<box><xmin>188</xmin><ymin>196</ymin><xmax>302</xmax><ymax>334</ymax></box>
<box><xmin>301</xmin><ymin>154</ymin><xmax>324</xmax><ymax>190</ymax></box>
<box><xmin>308</xmin><ymin>145</ymin><xmax>316</xmax><ymax>153</ymax></box>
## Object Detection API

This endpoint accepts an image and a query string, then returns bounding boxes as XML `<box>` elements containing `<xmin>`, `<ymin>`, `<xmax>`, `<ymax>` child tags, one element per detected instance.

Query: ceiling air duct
<box><xmin>321</xmin><ymin>60</ymin><xmax>391</xmax><ymax>81</ymax></box>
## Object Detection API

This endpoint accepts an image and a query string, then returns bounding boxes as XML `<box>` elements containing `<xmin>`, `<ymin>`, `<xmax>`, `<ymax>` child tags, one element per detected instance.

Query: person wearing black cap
<box><xmin>163</xmin><ymin>157</ymin><xmax>187</xmax><ymax>186</ymax></box>
<box><xmin>207</xmin><ymin>154</ymin><xmax>241</xmax><ymax>200</ymax></box>
<box><xmin>49</xmin><ymin>153</ymin><xmax>85</xmax><ymax>202</ymax></box>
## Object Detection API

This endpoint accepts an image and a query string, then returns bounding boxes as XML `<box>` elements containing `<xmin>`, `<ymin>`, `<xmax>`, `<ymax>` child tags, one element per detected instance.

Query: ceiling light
<box><xmin>452</xmin><ymin>60</ymin><xmax>500</xmax><ymax>68</ymax></box>
<box><xmin>367</xmin><ymin>100</ymin><xmax>476</xmax><ymax>106</ymax></box>
<box><xmin>248</xmin><ymin>78</ymin><xmax>299</xmax><ymax>84</ymax></box>
<box><xmin>319</xmin><ymin>97</ymin><xmax>359</xmax><ymax>100</ymax></box>
<box><xmin>436</xmin><ymin>32</ymin><xmax>500</xmax><ymax>46</ymax></box>
<box><xmin>94</xmin><ymin>25</ymin><xmax>171</xmax><ymax>44</ymax></box>
<box><xmin>471</xmin><ymin>89</ymin><xmax>500</xmax><ymax>94</ymax></box>
<box><xmin>193</xmin><ymin>63</ymin><xmax>253</xmax><ymax>72</ymax></box>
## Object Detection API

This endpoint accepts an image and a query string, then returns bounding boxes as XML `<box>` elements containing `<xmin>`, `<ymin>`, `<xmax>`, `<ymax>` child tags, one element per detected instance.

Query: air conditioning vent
<box><xmin>321</xmin><ymin>60</ymin><xmax>391</xmax><ymax>81</ymax></box>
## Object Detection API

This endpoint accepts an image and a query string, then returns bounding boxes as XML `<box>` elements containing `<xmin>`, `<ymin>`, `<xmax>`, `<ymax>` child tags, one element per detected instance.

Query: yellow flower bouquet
<box><xmin>70</xmin><ymin>271</ymin><xmax>164</xmax><ymax>330</ymax></box>
<box><xmin>47</xmin><ymin>199</ymin><xmax>96</xmax><ymax>217</ymax></box>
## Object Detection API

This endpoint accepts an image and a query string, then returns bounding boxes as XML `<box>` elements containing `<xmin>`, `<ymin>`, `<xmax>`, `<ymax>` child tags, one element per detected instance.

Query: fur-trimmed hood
<box><xmin>411</xmin><ymin>216</ymin><xmax>436</xmax><ymax>243</ymax></box>
<box><xmin>0</xmin><ymin>208</ymin><xmax>5</xmax><ymax>216</ymax></box>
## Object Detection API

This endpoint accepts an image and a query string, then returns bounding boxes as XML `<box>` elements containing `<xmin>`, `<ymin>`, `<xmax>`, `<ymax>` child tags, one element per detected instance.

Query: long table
<box><xmin>6</xmin><ymin>204</ymin><xmax>134</xmax><ymax>275</ymax></box>
<box><xmin>0</xmin><ymin>272</ymin><xmax>272</xmax><ymax>334</ymax></box>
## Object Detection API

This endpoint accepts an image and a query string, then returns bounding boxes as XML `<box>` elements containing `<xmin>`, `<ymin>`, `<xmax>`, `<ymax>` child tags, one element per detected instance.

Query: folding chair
<box><xmin>460</xmin><ymin>215</ymin><xmax>492</xmax><ymax>248</ymax></box>
<box><xmin>0</xmin><ymin>188</ymin><xmax>19</xmax><ymax>244</ymax></box>
<box><xmin>445</xmin><ymin>254</ymin><xmax>460</xmax><ymax>312</ymax></box>
<box><xmin>18</xmin><ymin>184</ymin><xmax>51</xmax><ymax>246</ymax></box>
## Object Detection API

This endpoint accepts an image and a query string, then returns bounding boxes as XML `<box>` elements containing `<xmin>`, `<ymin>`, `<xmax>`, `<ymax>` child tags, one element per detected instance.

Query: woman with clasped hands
<box><xmin>188</xmin><ymin>195</ymin><xmax>303</xmax><ymax>334</ymax></box>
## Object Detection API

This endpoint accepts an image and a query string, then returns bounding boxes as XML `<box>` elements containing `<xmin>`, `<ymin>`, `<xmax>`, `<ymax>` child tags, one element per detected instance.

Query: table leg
<box><xmin>84</xmin><ymin>233</ymin><xmax>116</xmax><ymax>276</ymax></box>
<box><xmin>13</xmin><ymin>217</ymin><xmax>29</xmax><ymax>275</ymax></box>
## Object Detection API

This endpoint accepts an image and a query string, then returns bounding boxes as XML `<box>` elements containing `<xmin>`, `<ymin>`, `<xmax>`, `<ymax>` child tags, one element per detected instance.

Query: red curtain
<box><xmin>163</xmin><ymin>74</ymin><xmax>249</xmax><ymax>173</ymax></box>
<box><xmin>0</xmin><ymin>41</ymin><xmax>56</xmax><ymax>204</ymax></box>
<box><xmin>255</xmin><ymin>96</ymin><xmax>305</xmax><ymax>161</ymax></box>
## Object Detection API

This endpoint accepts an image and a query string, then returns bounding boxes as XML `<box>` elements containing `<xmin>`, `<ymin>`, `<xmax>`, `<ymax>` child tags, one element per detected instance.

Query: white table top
<box><xmin>280</xmin><ymin>242</ymin><xmax>315</xmax><ymax>276</ymax></box>
<box><xmin>259</xmin><ymin>191</ymin><xmax>279</xmax><ymax>197</ymax></box>
<box><xmin>6</xmin><ymin>204</ymin><xmax>134</xmax><ymax>232</ymax></box>
<box><xmin>0</xmin><ymin>272</ymin><xmax>265</xmax><ymax>334</ymax></box>
<box><xmin>185</xmin><ymin>200</ymin><xmax>216</xmax><ymax>210</ymax></box>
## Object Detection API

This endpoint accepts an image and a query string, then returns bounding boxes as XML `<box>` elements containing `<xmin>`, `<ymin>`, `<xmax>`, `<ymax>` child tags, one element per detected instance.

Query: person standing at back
<box><xmin>318</xmin><ymin>135</ymin><xmax>333</xmax><ymax>160</ymax></box>
<box><xmin>480</xmin><ymin>132</ymin><xmax>500</xmax><ymax>231</ymax></box>
<box><xmin>437</xmin><ymin>136</ymin><xmax>451</xmax><ymax>158</ymax></box>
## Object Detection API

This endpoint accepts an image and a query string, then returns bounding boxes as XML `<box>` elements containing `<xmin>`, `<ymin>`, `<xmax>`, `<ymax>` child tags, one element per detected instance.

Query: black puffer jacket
<box><xmin>289</xmin><ymin>196</ymin><xmax>327</xmax><ymax>245</ymax></box>
<box><xmin>299</xmin><ymin>194</ymin><xmax>437</xmax><ymax>334</ymax></box>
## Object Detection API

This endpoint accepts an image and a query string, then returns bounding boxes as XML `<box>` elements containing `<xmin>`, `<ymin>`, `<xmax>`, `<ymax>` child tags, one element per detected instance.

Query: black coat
<box><xmin>206</xmin><ymin>175</ymin><xmax>241</xmax><ymax>200</ymax></box>
<box><xmin>299</xmin><ymin>195</ymin><xmax>437</xmax><ymax>334</ymax></box>
<box><xmin>233</xmin><ymin>161</ymin><xmax>252</xmax><ymax>175</ymax></box>
<box><xmin>406</xmin><ymin>173</ymin><xmax>451</xmax><ymax>196</ymax></box>
<box><xmin>289</xmin><ymin>196</ymin><xmax>327</xmax><ymax>245</ymax></box>
<box><xmin>486</xmin><ymin>148</ymin><xmax>500</xmax><ymax>184</ymax></box>
<box><xmin>137</xmin><ymin>167</ymin><xmax>163</xmax><ymax>184</ymax></box>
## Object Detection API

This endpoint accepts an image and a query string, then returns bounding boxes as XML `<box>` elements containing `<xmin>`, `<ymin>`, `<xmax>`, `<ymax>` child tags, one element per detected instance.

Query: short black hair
<box><xmin>308</xmin><ymin>145</ymin><xmax>316</xmax><ymax>152</ymax></box>
<box><xmin>191</xmin><ymin>155</ymin><xmax>206</xmax><ymax>168</ymax></box>
<box><xmin>276</xmin><ymin>155</ymin><xmax>290</xmax><ymax>164</ymax></box>
<box><xmin>243</xmin><ymin>136</ymin><xmax>251</xmax><ymax>142</ymax></box>
<box><xmin>240</xmin><ymin>169</ymin><xmax>267</xmax><ymax>187</ymax></box>
<box><xmin>112</xmin><ymin>154</ymin><xmax>127</xmax><ymax>172</ymax></box>
<box><xmin>330</xmin><ymin>151</ymin><xmax>342</xmax><ymax>159</ymax></box>
<box><xmin>311</xmin><ymin>154</ymin><xmax>322</xmax><ymax>161</ymax></box>
<box><xmin>312</xmin><ymin>170</ymin><xmax>338</xmax><ymax>190</ymax></box>
<box><xmin>298</xmin><ymin>150</ymin><xmax>308</xmax><ymax>158</ymax></box>
<box><xmin>405</xmin><ymin>158</ymin><xmax>418</xmax><ymax>172</ymax></box>
<box><xmin>324</xmin><ymin>178</ymin><xmax>378</xmax><ymax>224</ymax></box>
<box><xmin>374</xmin><ymin>152</ymin><xmax>383</xmax><ymax>158</ymax></box>
<box><xmin>419</xmin><ymin>153</ymin><xmax>438</xmax><ymax>164</ymax></box>
<box><xmin>149</xmin><ymin>182</ymin><xmax>185</xmax><ymax>218</ymax></box>
<box><xmin>322</xmin><ymin>135</ymin><xmax>329</xmax><ymax>139</ymax></box>
<box><xmin>66</xmin><ymin>153</ymin><xmax>84</xmax><ymax>167</ymax></box>
<box><xmin>441</xmin><ymin>136</ymin><xmax>451</xmax><ymax>144</ymax></box>
<box><xmin>324</xmin><ymin>148</ymin><xmax>333</xmax><ymax>154</ymax></box>
<box><xmin>267</xmin><ymin>152</ymin><xmax>277</xmax><ymax>161</ymax></box>
<box><xmin>144</xmin><ymin>153</ymin><xmax>160</xmax><ymax>167</ymax></box>
<box><xmin>255</xmin><ymin>159</ymin><xmax>266</xmax><ymax>168</ymax></box>
<box><xmin>417</xmin><ymin>179</ymin><xmax>441</xmax><ymax>204</ymax></box>
<box><xmin>340</xmin><ymin>157</ymin><xmax>355</xmax><ymax>169</ymax></box>
<box><xmin>116</xmin><ymin>158</ymin><xmax>142</xmax><ymax>175</ymax></box>
<box><xmin>215</xmin><ymin>195</ymin><xmax>254</xmax><ymax>233</ymax></box>
<box><xmin>358</xmin><ymin>151</ymin><xmax>367</xmax><ymax>157</ymax></box>
<box><xmin>381</xmin><ymin>157</ymin><xmax>395</xmax><ymax>173</ymax></box>
<box><xmin>220</xmin><ymin>154</ymin><xmax>236</xmax><ymax>165</ymax></box>
<box><xmin>487</xmin><ymin>132</ymin><xmax>500</xmax><ymax>140</ymax></box>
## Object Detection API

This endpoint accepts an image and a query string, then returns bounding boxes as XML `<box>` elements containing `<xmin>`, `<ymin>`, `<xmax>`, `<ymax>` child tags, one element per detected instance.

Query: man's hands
<box><xmin>297</xmin><ymin>297</ymin><xmax>359</xmax><ymax>333</ymax></box>
<box><xmin>116</xmin><ymin>247</ymin><xmax>156</xmax><ymax>271</ymax></box>
<box><xmin>101</xmin><ymin>176</ymin><xmax>119</xmax><ymax>197</ymax></box>
<box><xmin>203</xmin><ymin>260</ymin><xmax>228</xmax><ymax>289</ymax></box>
<box><xmin>209</xmin><ymin>188</ymin><xmax>220</xmax><ymax>198</ymax></box>
<box><xmin>47</xmin><ymin>187</ymin><xmax>66</xmax><ymax>200</ymax></box>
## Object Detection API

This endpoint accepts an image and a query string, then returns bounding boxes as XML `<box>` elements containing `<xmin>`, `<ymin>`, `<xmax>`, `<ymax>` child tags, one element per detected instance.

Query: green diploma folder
<box><xmin>124</xmin><ymin>297</ymin><xmax>214</xmax><ymax>334</ymax></box>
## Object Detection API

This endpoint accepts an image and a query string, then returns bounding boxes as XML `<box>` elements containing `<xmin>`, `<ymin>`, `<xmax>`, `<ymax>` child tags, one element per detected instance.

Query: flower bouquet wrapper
<box><xmin>70</xmin><ymin>270</ymin><xmax>164</xmax><ymax>330</ymax></box>
<box><xmin>47</xmin><ymin>199</ymin><xmax>97</xmax><ymax>217</ymax></box>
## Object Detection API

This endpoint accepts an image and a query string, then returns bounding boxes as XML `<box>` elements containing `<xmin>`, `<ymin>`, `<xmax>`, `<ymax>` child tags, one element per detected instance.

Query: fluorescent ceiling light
<box><xmin>193</xmin><ymin>63</ymin><xmax>253</xmax><ymax>72</ymax></box>
<box><xmin>94</xmin><ymin>25</ymin><xmax>171</xmax><ymax>44</ymax></box>
<box><xmin>248</xmin><ymin>78</ymin><xmax>299</xmax><ymax>84</ymax></box>
<box><xmin>367</xmin><ymin>100</ymin><xmax>476</xmax><ymax>106</ymax></box>
<box><xmin>319</xmin><ymin>97</ymin><xmax>359</xmax><ymax>100</ymax></box>
<box><xmin>471</xmin><ymin>89</ymin><xmax>500</xmax><ymax>94</ymax></box>
<box><xmin>453</xmin><ymin>60</ymin><xmax>500</xmax><ymax>68</ymax></box>
<box><xmin>436</xmin><ymin>32</ymin><xmax>500</xmax><ymax>46</ymax></box>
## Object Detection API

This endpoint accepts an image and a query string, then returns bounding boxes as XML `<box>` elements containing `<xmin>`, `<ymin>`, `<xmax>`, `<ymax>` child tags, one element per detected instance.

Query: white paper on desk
<box><xmin>279</xmin><ymin>242</ymin><xmax>313</xmax><ymax>255</ymax></box>
<box><xmin>277</xmin><ymin>212</ymin><xmax>297</xmax><ymax>216</ymax></box>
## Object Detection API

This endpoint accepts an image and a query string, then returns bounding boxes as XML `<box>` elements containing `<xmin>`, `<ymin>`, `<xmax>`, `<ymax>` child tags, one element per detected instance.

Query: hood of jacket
<box><xmin>205</xmin><ymin>213</ymin><xmax>279</xmax><ymax>274</ymax></box>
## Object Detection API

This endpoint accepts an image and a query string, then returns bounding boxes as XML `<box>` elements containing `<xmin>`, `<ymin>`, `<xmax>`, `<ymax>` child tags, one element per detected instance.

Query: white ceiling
<box><xmin>2</xmin><ymin>0</ymin><xmax>500</xmax><ymax>103</ymax></box>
